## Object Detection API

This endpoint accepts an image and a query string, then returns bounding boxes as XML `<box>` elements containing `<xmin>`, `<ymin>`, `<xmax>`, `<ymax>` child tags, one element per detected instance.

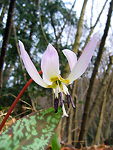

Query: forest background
<box><xmin>0</xmin><ymin>0</ymin><xmax>113</xmax><ymax>149</ymax></box>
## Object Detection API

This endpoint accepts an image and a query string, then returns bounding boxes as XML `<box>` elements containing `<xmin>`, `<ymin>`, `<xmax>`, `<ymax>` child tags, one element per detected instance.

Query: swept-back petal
<box><xmin>19</xmin><ymin>40</ymin><xmax>47</xmax><ymax>87</ymax></box>
<box><xmin>41</xmin><ymin>43</ymin><xmax>59</xmax><ymax>82</ymax></box>
<box><xmin>62</xmin><ymin>49</ymin><xmax>77</xmax><ymax>71</ymax></box>
<box><xmin>67</xmin><ymin>33</ymin><xmax>99</xmax><ymax>83</ymax></box>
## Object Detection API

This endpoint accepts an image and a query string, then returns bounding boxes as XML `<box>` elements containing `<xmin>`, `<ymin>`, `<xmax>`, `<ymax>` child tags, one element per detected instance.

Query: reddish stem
<box><xmin>0</xmin><ymin>70</ymin><xmax>42</xmax><ymax>132</ymax></box>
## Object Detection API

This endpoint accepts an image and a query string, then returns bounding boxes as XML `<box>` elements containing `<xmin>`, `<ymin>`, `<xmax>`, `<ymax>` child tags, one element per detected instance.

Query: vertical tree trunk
<box><xmin>87</xmin><ymin>56</ymin><xmax>113</xmax><ymax>130</ymax></box>
<box><xmin>68</xmin><ymin>106</ymin><xmax>73</xmax><ymax>144</ymax></box>
<box><xmin>73</xmin><ymin>0</ymin><xmax>88</xmax><ymax>54</ymax></box>
<box><xmin>82</xmin><ymin>0</ymin><xmax>108</xmax><ymax>50</ymax></box>
<box><xmin>0</xmin><ymin>0</ymin><xmax>16</xmax><ymax>93</ymax></box>
<box><xmin>93</xmin><ymin>92</ymin><xmax>107</xmax><ymax>145</ymax></box>
<box><xmin>62</xmin><ymin>0</ymin><xmax>88</xmax><ymax>79</ymax></box>
<box><xmin>72</xmin><ymin>97</ymin><xmax>78</xmax><ymax>146</ymax></box>
<box><xmin>0</xmin><ymin>2</ymin><xmax>8</xmax><ymax>24</ymax></box>
<box><xmin>3</xmin><ymin>63</ymin><xmax>14</xmax><ymax>83</ymax></box>
<box><xmin>68</xmin><ymin>81</ymin><xmax>77</xmax><ymax>144</ymax></box>
<box><xmin>76</xmin><ymin>0</ymin><xmax>113</xmax><ymax>148</ymax></box>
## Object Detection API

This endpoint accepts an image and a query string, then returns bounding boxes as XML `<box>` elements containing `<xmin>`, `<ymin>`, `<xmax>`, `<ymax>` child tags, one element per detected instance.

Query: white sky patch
<box><xmin>63</xmin><ymin>0</ymin><xmax>111</xmax><ymax>32</ymax></box>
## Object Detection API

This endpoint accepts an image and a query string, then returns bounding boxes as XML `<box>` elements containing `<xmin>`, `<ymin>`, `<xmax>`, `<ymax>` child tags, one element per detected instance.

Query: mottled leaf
<box><xmin>0</xmin><ymin>107</ymin><xmax>62</xmax><ymax>150</ymax></box>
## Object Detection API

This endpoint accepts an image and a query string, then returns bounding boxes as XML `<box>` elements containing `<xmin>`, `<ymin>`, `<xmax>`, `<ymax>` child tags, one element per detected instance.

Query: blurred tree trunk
<box><xmin>104</xmin><ymin>75</ymin><xmax>113</xmax><ymax>139</ymax></box>
<box><xmin>93</xmin><ymin>92</ymin><xmax>107</xmax><ymax>145</ymax></box>
<box><xmin>87</xmin><ymin>56</ymin><xmax>113</xmax><ymax>130</ymax></box>
<box><xmin>104</xmin><ymin>130</ymin><xmax>113</xmax><ymax>145</ymax></box>
<box><xmin>62</xmin><ymin>0</ymin><xmax>88</xmax><ymax>79</ymax></box>
<box><xmin>72</xmin><ymin>97</ymin><xmax>78</xmax><ymax>146</ymax></box>
<box><xmin>73</xmin><ymin>0</ymin><xmax>88</xmax><ymax>54</ymax></box>
<box><xmin>82</xmin><ymin>0</ymin><xmax>108</xmax><ymax>50</ymax></box>
<box><xmin>0</xmin><ymin>2</ymin><xmax>8</xmax><ymax>24</ymax></box>
<box><xmin>104</xmin><ymin>109</ymin><xmax>113</xmax><ymax>141</ymax></box>
<box><xmin>0</xmin><ymin>0</ymin><xmax>16</xmax><ymax>93</ymax></box>
<box><xmin>61</xmin><ymin>0</ymin><xmax>88</xmax><ymax>140</ymax></box>
<box><xmin>68</xmin><ymin>81</ymin><xmax>77</xmax><ymax>144</ymax></box>
<box><xmin>3</xmin><ymin>63</ymin><xmax>14</xmax><ymax>83</ymax></box>
<box><xmin>76</xmin><ymin>0</ymin><xmax>113</xmax><ymax>148</ymax></box>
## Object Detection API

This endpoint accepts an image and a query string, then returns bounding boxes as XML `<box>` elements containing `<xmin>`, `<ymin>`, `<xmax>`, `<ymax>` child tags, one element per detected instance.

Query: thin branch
<box><xmin>12</xmin><ymin>19</ymin><xmax>25</xmax><ymax>73</ymax></box>
<box><xmin>92</xmin><ymin>0</ymin><xmax>109</xmax><ymax>29</ymax></box>
<box><xmin>0</xmin><ymin>71</ymin><xmax>42</xmax><ymax>132</ymax></box>
<box><xmin>90</xmin><ymin>0</ymin><xmax>94</xmax><ymax>27</ymax></box>
<box><xmin>82</xmin><ymin>0</ymin><xmax>109</xmax><ymax>51</ymax></box>
<box><xmin>57</xmin><ymin>0</ymin><xmax>76</xmax><ymax>40</ymax></box>
<box><xmin>38</xmin><ymin>0</ymin><xmax>49</xmax><ymax>44</ymax></box>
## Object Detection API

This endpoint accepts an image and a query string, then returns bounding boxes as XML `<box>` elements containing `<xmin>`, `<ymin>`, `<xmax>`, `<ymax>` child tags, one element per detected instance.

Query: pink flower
<box><xmin>19</xmin><ymin>33</ymin><xmax>99</xmax><ymax>117</ymax></box>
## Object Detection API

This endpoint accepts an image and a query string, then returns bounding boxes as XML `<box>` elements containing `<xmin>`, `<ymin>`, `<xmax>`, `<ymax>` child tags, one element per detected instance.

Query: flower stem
<box><xmin>0</xmin><ymin>70</ymin><xmax>42</xmax><ymax>132</ymax></box>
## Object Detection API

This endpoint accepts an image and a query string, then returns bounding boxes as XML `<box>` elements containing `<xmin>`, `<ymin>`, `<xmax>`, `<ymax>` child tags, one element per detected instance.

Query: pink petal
<box><xmin>19</xmin><ymin>40</ymin><xmax>47</xmax><ymax>87</ymax></box>
<box><xmin>67</xmin><ymin>33</ymin><xmax>99</xmax><ymax>82</ymax></box>
<box><xmin>62</xmin><ymin>49</ymin><xmax>77</xmax><ymax>71</ymax></box>
<box><xmin>41</xmin><ymin>43</ymin><xmax>59</xmax><ymax>82</ymax></box>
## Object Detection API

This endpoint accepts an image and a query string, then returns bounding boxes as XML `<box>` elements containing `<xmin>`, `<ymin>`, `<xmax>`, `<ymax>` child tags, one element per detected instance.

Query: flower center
<box><xmin>47</xmin><ymin>75</ymin><xmax>70</xmax><ymax>89</ymax></box>
<box><xmin>48</xmin><ymin>77</ymin><xmax>63</xmax><ymax>91</ymax></box>
<box><xmin>47</xmin><ymin>76</ymin><xmax>75</xmax><ymax>116</ymax></box>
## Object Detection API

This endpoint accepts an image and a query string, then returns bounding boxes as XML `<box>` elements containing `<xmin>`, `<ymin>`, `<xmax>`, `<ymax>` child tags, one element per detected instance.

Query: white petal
<box><xmin>62</xmin><ymin>49</ymin><xmax>77</xmax><ymax>71</ymax></box>
<box><xmin>67</xmin><ymin>33</ymin><xmax>99</xmax><ymax>82</ymax></box>
<box><xmin>43</xmin><ymin>73</ymin><xmax>52</xmax><ymax>85</ymax></box>
<box><xmin>19</xmin><ymin>40</ymin><xmax>47</xmax><ymax>88</ymax></box>
<box><xmin>62</xmin><ymin>104</ymin><xmax>68</xmax><ymax>117</ymax></box>
<box><xmin>41</xmin><ymin>43</ymin><xmax>59</xmax><ymax>82</ymax></box>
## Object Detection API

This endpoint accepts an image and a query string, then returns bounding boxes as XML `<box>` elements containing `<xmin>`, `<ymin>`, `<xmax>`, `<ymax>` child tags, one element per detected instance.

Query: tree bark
<box><xmin>62</xmin><ymin>0</ymin><xmax>88</xmax><ymax>79</ymax></box>
<box><xmin>82</xmin><ymin>0</ymin><xmax>108</xmax><ymax>51</ymax></box>
<box><xmin>76</xmin><ymin>0</ymin><xmax>113</xmax><ymax>148</ymax></box>
<box><xmin>93</xmin><ymin>92</ymin><xmax>106</xmax><ymax>145</ymax></box>
<box><xmin>0</xmin><ymin>2</ymin><xmax>8</xmax><ymax>24</ymax></box>
<box><xmin>3</xmin><ymin>62</ymin><xmax>14</xmax><ymax>83</ymax></box>
<box><xmin>73</xmin><ymin>0</ymin><xmax>88</xmax><ymax>53</ymax></box>
<box><xmin>0</xmin><ymin>0</ymin><xmax>16</xmax><ymax>93</ymax></box>
<box><xmin>87</xmin><ymin>56</ymin><xmax>113</xmax><ymax>130</ymax></box>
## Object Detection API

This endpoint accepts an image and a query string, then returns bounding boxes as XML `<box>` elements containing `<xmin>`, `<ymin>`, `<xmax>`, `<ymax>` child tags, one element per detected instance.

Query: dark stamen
<box><xmin>54</xmin><ymin>98</ymin><xmax>59</xmax><ymax>113</ymax></box>
<box><xmin>69</xmin><ymin>95</ymin><xmax>75</xmax><ymax>108</ymax></box>
<box><xmin>59</xmin><ymin>92</ymin><xmax>63</xmax><ymax>107</ymax></box>
<box><xmin>66</xmin><ymin>95</ymin><xmax>70</xmax><ymax>108</ymax></box>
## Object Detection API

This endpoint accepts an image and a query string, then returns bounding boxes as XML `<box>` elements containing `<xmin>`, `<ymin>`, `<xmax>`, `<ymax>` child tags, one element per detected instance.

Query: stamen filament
<box><xmin>59</xmin><ymin>92</ymin><xmax>63</xmax><ymax>107</ymax></box>
<box><xmin>69</xmin><ymin>95</ymin><xmax>75</xmax><ymax>108</ymax></box>
<box><xmin>66</xmin><ymin>95</ymin><xmax>70</xmax><ymax>108</ymax></box>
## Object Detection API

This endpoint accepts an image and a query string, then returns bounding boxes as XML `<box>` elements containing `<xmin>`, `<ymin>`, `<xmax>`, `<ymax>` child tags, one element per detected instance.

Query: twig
<box><xmin>38</xmin><ymin>0</ymin><xmax>49</xmax><ymax>44</ymax></box>
<box><xmin>90</xmin><ymin>0</ymin><xmax>94</xmax><ymax>27</ymax></box>
<box><xmin>57</xmin><ymin>0</ymin><xmax>76</xmax><ymax>40</ymax></box>
<box><xmin>0</xmin><ymin>71</ymin><xmax>42</xmax><ymax>132</ymax></box>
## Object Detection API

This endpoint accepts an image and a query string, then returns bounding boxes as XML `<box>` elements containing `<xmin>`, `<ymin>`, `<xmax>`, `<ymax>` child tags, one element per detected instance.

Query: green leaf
<box><xmin>51</xmin><ymin>132</ymin><xmax>61</xmax><ymax>150</ymax></box>
<box><xmin>0</xmin><ymin>107</ymin><xmax>62</xmax><ymax>150</ymax></box>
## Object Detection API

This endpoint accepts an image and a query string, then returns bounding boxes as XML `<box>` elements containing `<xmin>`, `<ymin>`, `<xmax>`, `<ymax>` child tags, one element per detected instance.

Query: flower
<box><xmin>19</xmin><ymin>33</ymin><xmax>99</xmax><ymax>117</ymax></box>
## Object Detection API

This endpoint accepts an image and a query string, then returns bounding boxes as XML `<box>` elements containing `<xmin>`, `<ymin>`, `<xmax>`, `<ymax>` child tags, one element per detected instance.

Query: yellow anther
<box><xmin>59</xmin><ymin>76</ymin><xmax>70</xmax><ymax>84</ymax></box>
<box><xmin>50</xmin><ymin>76</ymin><xmax>59</xmax><ymax>82</ymax></box>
